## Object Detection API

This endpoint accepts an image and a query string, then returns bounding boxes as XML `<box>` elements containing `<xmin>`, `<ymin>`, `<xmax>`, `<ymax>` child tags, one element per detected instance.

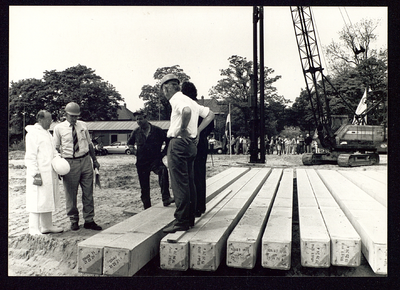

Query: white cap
<box><xmin>51</xmin><ymin>156</ymin><xmax>70</xmax><ymax>175</ymax></box>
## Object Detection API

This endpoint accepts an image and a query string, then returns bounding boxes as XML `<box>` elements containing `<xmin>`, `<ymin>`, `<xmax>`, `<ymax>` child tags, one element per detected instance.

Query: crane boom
<box><xmin>290</xmin><ymin>6</ymin><xmax>384</xmax><ymax>166</ymax></box>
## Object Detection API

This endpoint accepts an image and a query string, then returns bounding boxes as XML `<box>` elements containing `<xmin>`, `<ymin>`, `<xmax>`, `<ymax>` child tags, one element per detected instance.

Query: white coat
<box><xmin>25</xmin><ymin>123</ymin><xmax>60</xmax><ymax>213</ymax></box>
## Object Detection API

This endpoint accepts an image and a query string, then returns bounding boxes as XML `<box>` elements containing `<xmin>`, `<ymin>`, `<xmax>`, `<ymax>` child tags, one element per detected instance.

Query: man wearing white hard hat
<box><xmin>25</xmin><ymin>110</ymin><xmax>64</xmax><ymax>235</ymax></box>
<box><xmin>53</xmin><ymin>102</ymin><xmax>102</xmax><ymax>231</ymax></box>
<box><xmin>159</xmin><ymin>74</ymin><xmax>215</xmax><ymax>233</ymax></box>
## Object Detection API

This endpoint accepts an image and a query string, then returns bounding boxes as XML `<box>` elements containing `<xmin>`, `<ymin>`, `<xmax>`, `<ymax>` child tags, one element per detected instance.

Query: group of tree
<box><xmin>9</xmin><ymin>65</ymin><xmax>123</xmax><ymax>143</ymax></box>
<box><xmin>9</xmin><ymin>17</ymin><xmax>387</xmax><ymax>149</ymax></box>
<box><xmin>137</xmin><ymin>55</ymin><xmax>290</xmax><ymax>141</ymax></box>
<box><xmin>289</xmin><ymin>17</ymin><xmax>388</xmax><ymax>133</ymax></box>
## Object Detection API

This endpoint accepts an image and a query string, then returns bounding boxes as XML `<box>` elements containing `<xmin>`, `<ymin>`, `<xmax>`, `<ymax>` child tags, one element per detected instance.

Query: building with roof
<box><xmin>49</xmin><ymin>98</ymin><xmax>224</xmax><ymax>146</ymax></box>
<box><xmin>49</xmin><ymin>120</ymin><xmax>170</xmax><ymax>146</ymax></box>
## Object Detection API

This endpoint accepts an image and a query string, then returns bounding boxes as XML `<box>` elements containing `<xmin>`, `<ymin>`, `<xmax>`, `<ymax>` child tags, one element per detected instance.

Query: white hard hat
<box><xmin>52</xmin><ymin>156</ymin><xmax>70</xmax><ymax>175</ymax></box>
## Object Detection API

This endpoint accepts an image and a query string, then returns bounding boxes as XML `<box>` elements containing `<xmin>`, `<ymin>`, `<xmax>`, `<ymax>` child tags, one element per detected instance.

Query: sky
<box><xmin>9</xmin><ymin>6</ymin><xmax>387</xmax><ymax>112</ymax></box>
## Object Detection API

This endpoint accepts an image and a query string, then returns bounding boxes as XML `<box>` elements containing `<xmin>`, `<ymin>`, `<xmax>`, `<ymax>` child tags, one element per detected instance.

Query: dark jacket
<box><xmin>127</xmin><ymin>123</ymin><xmax>169</xmax><ymax>166</ymax></box>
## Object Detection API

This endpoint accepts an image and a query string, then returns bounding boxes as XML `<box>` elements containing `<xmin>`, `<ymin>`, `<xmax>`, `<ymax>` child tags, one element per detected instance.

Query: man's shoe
<box><xmin>163</xmin><ymin>197</ymin><xmax>175</xmax><ymax>207</ymax></box>
<box><xmin>84</xmin><ymin>221</ymin><xmax>102</xmax><ymax>231</ymax></box>
<box><xmin>71</xmin><ymin>222</ymin><xmax>79</xmax><ymax>231</ymax></box>
<box><xmin>163</xmin><ymin>224</ymin><xmax>189</xmax><ymax>233</ymax></box>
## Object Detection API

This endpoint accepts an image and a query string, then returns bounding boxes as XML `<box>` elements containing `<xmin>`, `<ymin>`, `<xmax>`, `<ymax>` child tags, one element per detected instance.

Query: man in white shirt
<box><xmin>160</xmin><ymin>74</ymin><xmax>215</xmax><ymax>233</ymax></box>
<box><xmin>53</xmin><ymin>102</ymin><xmax>102</xmax><ymax>231</ymax></box>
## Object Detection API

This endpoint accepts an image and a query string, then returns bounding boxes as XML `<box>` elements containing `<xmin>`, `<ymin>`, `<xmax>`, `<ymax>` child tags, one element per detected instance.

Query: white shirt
<box><xmin>167</xmin><ymin>91</ymin><xmax>210</xmax><ymax>138</ymax></box>
<box><xmin>53</xmin><ymin>120</ymin><xmax>92</xmax><ymax>158</ymax></box>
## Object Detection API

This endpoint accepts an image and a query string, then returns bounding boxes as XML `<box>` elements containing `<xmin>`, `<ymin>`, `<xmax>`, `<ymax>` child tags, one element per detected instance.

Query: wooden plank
<box><xmin>359</xmin><ymin>170</ymin><xmax>387</xmax><ymax>185</ymax></box>
<box><xmin>159</xmin><ymin>188</ymin><xmax>234</xmax><ymax>271</ymax></box>
<box><xmin>298</xmin><ymin>207</ymin><xmax>331</xmax><ymax>268</ymax></box>
<box><xmin>261</xmin><ymin>207</ymin><xmax>292</xmax><ymax>270</ymax></box>
<box><xmin>78</xmin><ymin>166</ymin><xmax>248</xmax><ymax>275</ymax></box>
<box><xmin>297</xmin><ymin>169</ymin><xmax>330</xmax><ymax>268</ymax></box>
<box><xmin>77</xmin><ymin>206</ymin><xmax>167</xmax><ymax>274</ymax></box>
<box><xmin>78</xmin><ymin>233</ymin><xmax>124</xmax><ymax>274</ymax></box>
<box><xmin>206</xmin><ymin>167</ymin><xmax>249</xmax><ymax>187</ymax></box>
<box><xmin>159</xmin><ymin>169</ymin><xmax>264</xmax><ymax>271</ymax></box>
<box><xmin>226</xmin><ymin>169</ymin><xmax>283</xmax><ymax>269</ymax></box>
<box><xmin>271</xmin><ymin>169</ymin><xmax>294</xmax><ymax>209</ymax></box>
<box><xmin>318</xmin><ymin>207</ymin><xmax>361</xmax><ymax>267</ymax></box>
<box><xmin>261</xmin><ymin>169</ymin><xmax>293</xmax><ymax>270</ymax></box>
<box><xmin>337</xmin><ymin>170</ymin><xmax>387</xmax><ymax>207</ymax></box>
<box><xmin>189</xmin><ymin>168</ymin><xmax>271</xmax><ymax>271</ymax></box>
<box><xmin>356</xmin><ymin>218</ymin><xmax>387</xmax><ymax>275</ymax></box>
<box><xmin>204</xmin><ymin>167</ymin><xmax>250</xmax><ymax>202</ymax></box>
<box><xmin>103</xmin><ymin>231</ymin><xmax>165</xmax><ymax>276</ymax></box>
<box><xmin>317</xmin><ymin>169</ymin><xmax>387</xmax><ymax>274</ymax></box>
<box><xmin>305</xmin><ymin>169</ymin><xmax>361</xmax><ymax>267</ymax></box>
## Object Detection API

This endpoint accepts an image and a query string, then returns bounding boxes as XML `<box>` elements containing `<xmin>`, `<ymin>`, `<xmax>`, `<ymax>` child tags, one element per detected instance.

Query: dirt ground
<box><xmin>8</xmin><ymin>151</ymin><xmax>387</xmax><ymax>277</ymax></box>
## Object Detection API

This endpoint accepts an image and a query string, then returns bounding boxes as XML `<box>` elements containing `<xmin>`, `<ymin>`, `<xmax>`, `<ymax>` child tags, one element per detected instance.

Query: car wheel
<box><xmin>104</xmin><ymin>150</ymin><xmax>108</xmax><ymax>155</ymax></box>
<box><xmin>125</xmin><ymin>149</ymin><xmax>131</xmax><ymax>155</ymax></box>
<box><xmin>217</xmin><ymin>149</ymin><xmax>223</xmax><ymax>154</ymax></box>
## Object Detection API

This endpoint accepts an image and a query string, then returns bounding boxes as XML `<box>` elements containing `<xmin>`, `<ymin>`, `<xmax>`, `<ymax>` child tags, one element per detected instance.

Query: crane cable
<box><xmin>309</xmin><ymin>7</ymin><xmax>330</xmax><ymax>76</ymax></box>
<box><xmin>339</xmin><ymin>7</ymin><xmax>365</xmax><ymax>55</ymax></box>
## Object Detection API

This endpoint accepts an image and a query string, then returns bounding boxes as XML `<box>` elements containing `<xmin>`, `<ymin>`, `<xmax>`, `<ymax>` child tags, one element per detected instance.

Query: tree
<box><xmin>290</xmin><ymin>17</ymin><xmax>387</xmax><ymax>132</ymax></box>
<box><xmin>289</xmin><ymin>89</ymin><xmax>315</xmax><ymax>133</ymax></box>
<box><xmin>9</xmin><ymin>64</ymin><xmax>123</xmax><ymax>143</ymax></box>
<box><xmin>139</xmin><ymin>65</ymin><xmax>190</xmax><ymax>120</ymax></box>
<box><xmin>325</xmin><ymin>18</ymin><xmax>381</xmax><ymax>76</ymax></box>
<box><xmin>209</xmin><ymin>55</ymin><xmax>285</xmax><ymax>137</ymax></box>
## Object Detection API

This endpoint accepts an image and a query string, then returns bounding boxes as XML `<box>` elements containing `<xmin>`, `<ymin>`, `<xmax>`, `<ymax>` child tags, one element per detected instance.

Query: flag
<box><xmin>225</xmin><ymin>113</ymin><xmax>231</xmax><ymax>138</ymax></box>
<box><xmin>353</xmin><ymin>88</ymin><xmax>368</xmax><ymax>124</ymax></box>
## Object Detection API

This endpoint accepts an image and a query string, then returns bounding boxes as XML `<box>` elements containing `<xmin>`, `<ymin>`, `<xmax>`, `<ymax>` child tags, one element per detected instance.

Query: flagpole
<box><xmin>229</xmin><ymin>103</ymin><xmax>232</xmax><ymax>162</ymax></box>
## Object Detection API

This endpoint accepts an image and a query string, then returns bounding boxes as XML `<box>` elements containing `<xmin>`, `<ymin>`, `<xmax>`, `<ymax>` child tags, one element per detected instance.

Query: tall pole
<box><xmin>259</xmin><ymin>6</ymin><xmax>265</xmax><ymax>163</ymax></box>
<box><xmin>250</xmin><ymin>6</ymin><xmax>259</xmax><ymax>163</ymax></box>
<box><xmin>229</xmin><ymin>103</ymin><xmax>232</xmax><ymax>160</ymax></box>
<box><xmin>22</xmin><ymin>103</ymin><xmax>25</xmax><ymax>145</ymax></box>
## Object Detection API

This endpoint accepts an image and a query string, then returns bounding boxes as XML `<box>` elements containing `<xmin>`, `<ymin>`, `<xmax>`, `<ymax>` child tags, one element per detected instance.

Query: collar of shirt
<box><xmin>54</xmin><ymin>120</ymin><xmax>89</xmax><ymax>158</ymax></box>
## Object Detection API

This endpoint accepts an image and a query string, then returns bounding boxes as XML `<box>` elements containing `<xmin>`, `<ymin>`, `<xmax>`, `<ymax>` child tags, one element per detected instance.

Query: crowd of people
<box><xmin>267</xmin><ymin>133</ymin><xmax>315</xmax><ymax>155</ymax></box>
<box><xmin>219</xmin><ymin>133</ymin><xmax>318</xmax><ymax>156</ymax></box>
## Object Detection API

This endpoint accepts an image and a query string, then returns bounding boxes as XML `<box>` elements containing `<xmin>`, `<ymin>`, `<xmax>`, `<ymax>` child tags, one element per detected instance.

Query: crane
<box><xmin>290</xmin><ymin>6</ymin><xmax>385</xmax><ymax>166</ymax></box>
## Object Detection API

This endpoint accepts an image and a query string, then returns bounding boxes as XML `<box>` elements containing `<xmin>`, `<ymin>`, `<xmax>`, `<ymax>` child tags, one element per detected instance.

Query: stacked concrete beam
<box><xmin>296</xmin><ymin>169</ymin><xmax>330</xmax><ymax>268</ymax></box>
<box><xmin>305</xmin><ymin>169</ymin><xmax>361</xmax><ymax>267</ymax></box>
<box><xmin>261</xmin><ymin>169</ymin><xmax>293</xmax><ymax>270</ymax></box>
<box><xmin>226</xmin><ymin>169</ymin><xmax>283</xmax><ymax>269</ymax></box>
<box><xmin>337</xmin><ymin>170</ymin><xmax>387</xmax><ymax>207</ymax></box>
<box><xmin>317</xmin><ymin>170</ymin><xmax>387</xmax><ymax>275</ymax></box>
<box><xmin>188</xmin><ymin>168</ymin><xmax>272</xmax><ymax>271</ymax></box>
<box><xmin>77</xmin><ymin>167</ymin><xmax>249</xmax><ymax>276</ymax></box>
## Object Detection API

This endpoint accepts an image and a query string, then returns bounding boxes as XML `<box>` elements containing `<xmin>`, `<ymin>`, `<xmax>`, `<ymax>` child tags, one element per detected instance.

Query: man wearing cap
<box><xmin>25</xmin><ymin>110</ymin><xmax>64</xmax><ymax>235</ymax></box>
<box><xmin>159</xmin><ymin>74</ymin><xmax>215</xmax><ymax>233</ymax></box>
<box><xmin>127</xmin><ymin>110</ymin><xmax>174</xmax><ymax>209</ymax></box>
<box><xmin>53</xmin><ymin>102</ymin><xmax>102</xmax><ymax>231</ymax></box>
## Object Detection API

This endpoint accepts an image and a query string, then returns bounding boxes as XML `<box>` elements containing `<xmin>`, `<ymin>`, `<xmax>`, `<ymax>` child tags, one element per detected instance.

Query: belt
<box><xmin>65</xmin><ymin>152</ymin><xmax>89</xmax><ymax>159</ymax></box>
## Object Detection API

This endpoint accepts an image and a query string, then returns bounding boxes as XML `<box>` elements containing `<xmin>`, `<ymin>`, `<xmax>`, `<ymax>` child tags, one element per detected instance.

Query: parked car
<box><xmin>103</xmin><ymin>141</ymin><xmax>131</xmax><ymax>155</ymax></box>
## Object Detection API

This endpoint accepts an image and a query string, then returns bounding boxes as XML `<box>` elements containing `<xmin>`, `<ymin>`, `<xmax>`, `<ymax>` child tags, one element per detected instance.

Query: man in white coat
<box><xmin>25</xmin><ymin>110</ymin><xmax>64</xmax><ymax>235</ymax></box>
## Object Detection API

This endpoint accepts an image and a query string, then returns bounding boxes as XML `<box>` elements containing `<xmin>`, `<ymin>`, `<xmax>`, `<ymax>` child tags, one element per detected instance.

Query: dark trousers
<box><xmin>194</xmin><ymin>152</ymin><xmax>207</xmax><ymax>214</ymax></box>
<box><xmin>136</xmin><ymin>160</ymin><xmax>170</xmax><ymax>209</ymax></box>
<box><xmin>63</xmin><ymin>155</ymin><xmax>94</xmax><ymax>223</ymax></box>
<box><xmin>167</xmin><ymin>138</ymin><xmax>197</xmax><ymax>226</ymax></box>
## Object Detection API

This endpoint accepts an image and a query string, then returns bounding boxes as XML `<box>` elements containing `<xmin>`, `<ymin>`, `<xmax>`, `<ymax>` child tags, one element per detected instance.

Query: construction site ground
<box><xmin>8</xmin><ymin>151</ymin><xmax>388</xmax><ymax>277</ymax></box>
